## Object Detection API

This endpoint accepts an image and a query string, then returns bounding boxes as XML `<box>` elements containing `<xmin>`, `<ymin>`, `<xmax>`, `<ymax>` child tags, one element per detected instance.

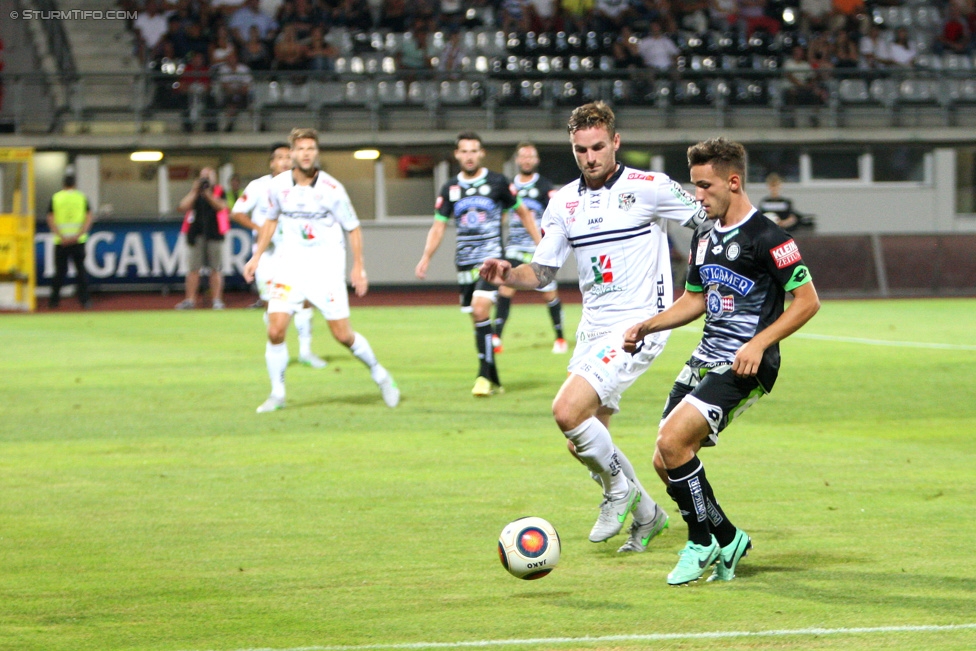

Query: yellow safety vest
<box><xmin>51</xmin><ymin>189</ymin><xmax>89</xmax><ymax>244</ymax></box>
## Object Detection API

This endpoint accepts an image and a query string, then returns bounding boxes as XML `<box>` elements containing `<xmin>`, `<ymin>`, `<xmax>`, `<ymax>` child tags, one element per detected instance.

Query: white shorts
<box><xmin>267</xmin><ymin>256</ymin><xmax>349</xmax><ymax>320</ymax></box>
<box><xmin>568</xmin><ymin>327</ymin><xmax>669</xmax><ymax>413</ymax></box>
<box><xmin>254</xmin><ymin>247</ymin><xmax>279</xmax><ymax>302</ymax></box>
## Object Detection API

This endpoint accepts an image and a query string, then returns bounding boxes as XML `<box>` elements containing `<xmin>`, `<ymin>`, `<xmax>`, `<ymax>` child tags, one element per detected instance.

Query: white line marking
<box><xmin>192</xmin><ymin>623</ymin><xmax>976</xmax><ymax>651</ymax></box>
<box><xmin>676</xmin><ymin>327</ymin><xmax>976</xmax><ymax>351</ymax></box>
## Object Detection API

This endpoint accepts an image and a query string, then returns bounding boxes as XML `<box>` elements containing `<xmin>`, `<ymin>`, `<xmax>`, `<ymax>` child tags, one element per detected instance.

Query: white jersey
<box><xmin>233</xmin><ymin>174</ymin><xmax>283</xmax><ymax>252</ymax></box>
<box><xmin>533</xmin><ymin>165</ymin><xmax>706</xmax><ymax>333</ymax></box>
<box><xmin>266</xmin><ymin>168</ymin><xmax>360</xmax><ymax>255</ymax></box>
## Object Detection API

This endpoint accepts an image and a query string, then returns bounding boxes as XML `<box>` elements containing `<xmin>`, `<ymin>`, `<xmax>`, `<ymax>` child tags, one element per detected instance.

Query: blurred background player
<box><xmin>415</xmin><ymin>132</ymin><xmax>541</xmax><ymax>397</ymax></box>
<box><xmin>244</xmin><ymin>128</ymin><xmax>399</xmax><ymax>413</ymax></box>
<box><xmin>624</xmin><ymin>138</ymin><xmax>820</xmax><ymax>585</ymax></box>
<box><xmin>492</xmin><ymin>142</ymin><xmax>568</xmax><ymax>356</ymax></box>
<box><xmin>481</xmin><ymin>101</ymin><xmax>706</xmax><ymax>551</ymax></box>
<box><xmin>231</xmin><ymin>142</ymin><xmax>327</xmax><ymax>369</ymax></box>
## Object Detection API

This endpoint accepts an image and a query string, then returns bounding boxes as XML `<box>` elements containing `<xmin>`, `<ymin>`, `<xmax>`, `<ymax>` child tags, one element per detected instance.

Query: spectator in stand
<box><xmin>331</xmin><ymin>0</ymin><xmax>375</xmax><ymax>30</ymax></box>
<box><xmin>241</xmin><ymin>24</ymin><xmax>273</xmax><ymax>70</ymax></box>
<box><xmin>229</xmin><ymin>0</ymin><xmax>279</xmax><ymax>45</ymax></box>
<box><xmin>439</xmin><ymin>0</ymin><xmax>465</xmax><ymax>29</ymax></box>
<box><xmin>282</xmin><ymin>0</ymin><xmax>323</xmax><ymax>41</ymax></box>
<box><xmin>888</xmin><ymin>27</ymin><xmax>917</xmax><ymax>67</ymax></box>
<box><xmin>737</xmin><ymin>0</ymin><xmax>780</xmax><ymax>35</ymax></box>
<box><xmin>501</xmin><ymin>0</ymin><xmax>531</xmax><ymax>32</ymax></box>
<box><xmin>783</xmin><ymin>44</ymin><xmax>827</xmax><ymax>104</ymax></box>
<box><xmin>399</xmin><ymin>21</ymin><xmax>433</xmax><ymax>71</ymax></box>
<box><xmin>179</xmin><ymin>22</ymin><xmax>211</xmax><ymax>59</ymax></box>
<box><xmin>210</xmin><ymin>0</ymin><xmax>245</xmax><ymax>17</ymax></box>
<box><xmin>674</xmin><ymin>0</ymin><xmax>711</xmax><ymax>33</ymax></box>
<box><xmin>613</xmin><ymin>25</ymin><xmax>646</xmax><ymax>69</ymax></box>
<box><xmin>214</xmin><ymin>50</ymin><xmax>252</xmax><ymax>131</ymax></box>
<box><xmin>177</xmin><ymin>50</ymin><xmax>217</xmax><ymax>131</ymax></box>
<box><xmin>306</xmin><ymin>25</ymin><xmax>340</xmax><ymax>72</ymax></box>
<box><xmin>859</xmin><ymin>24</ymin><xmax>890</xmax><ymax>69</ymax></box>
<box><xmin>800</xmin><ymin>0</ymin><xmax>832</xmax><ymax>33</ymax></box>
<box><xmin>527</xmin><ymin>0</ymin><xmax>563</xmax><ymax>32</ymax></box>
<box><xmin>633</xmin><ymin>0</ymin><xmax>676</xmax><ymax>33</ymax></box>
<box><xmin>708</xmin><ymin>0</ymin><xmax>738</xmax><ymax>32</ymax></box>
<box><xmin>435</xmin><ymin>28</ymin><xmax>468</xmax><ymax>73</ymax></box>
<box><xmin>831</xmin><ymin>28</ymin><xmax>860</xmax><ymax>68</ymax></box>
<box><xmin>936</xmin><ymin>4</ymin><xmax>972</xmax><ymax>55</ymax></box>
<box><xmin>380</xmin><ymin>0</ymin><xmax>410</xmax><ymax>32</ymax></box>
<box><xmin>807</xmin><ymin>30</ymin><xmax>834</xmax><ymax>72</ymax></box>
<box><xmin>561</xmin><ymin>0</ymin><xmax>596</xmax><ymax>33</ymax></box>
<box><xmin>274</xmin><ymin>24</ymin><xmax>310</xmax><ymax>72</ymax></box>
<box><xmin>592</xmin><ymin>0</ymin><xmax>638</xmax><ymax>32</ymax></box>
<box><xmin>831</xmin><ymin>0</ymin><xmax>864</xmax><ymax>33</ymax></box>
<box><xmin>209</xmin><ymin>24</ymin><xmax>237</xmax><ymax>68</ymax></box>
<box><xmin>134</xmin><ymin>0</ymin><xmax>172</xmax><ymax>61</ymax></box>
<box><xmin>155</xmin><ymin>16</ymin><xmax>185</xmax><ymax>60</ymax></box>
<box><xmin>637</xmin><ymin>20</ymin><xmax>680</xmax><ymax>70</ymax></box>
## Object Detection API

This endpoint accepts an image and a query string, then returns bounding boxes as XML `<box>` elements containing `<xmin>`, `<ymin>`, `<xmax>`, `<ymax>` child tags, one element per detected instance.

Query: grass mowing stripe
<box><xmin>191</xmin><ymin>623</ymin><xmax>976</xmax><ymax>651</ymax></box>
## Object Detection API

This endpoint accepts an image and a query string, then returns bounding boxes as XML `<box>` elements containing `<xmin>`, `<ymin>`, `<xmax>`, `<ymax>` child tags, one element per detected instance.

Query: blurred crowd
<box><xmin>124</xmin><ymin>0</ymin><xmax>976</xmax><ymax>121</ymax></box>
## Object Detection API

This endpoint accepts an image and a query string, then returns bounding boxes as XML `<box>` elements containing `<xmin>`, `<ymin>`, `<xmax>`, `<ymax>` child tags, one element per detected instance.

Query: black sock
<box><xmin>475</xmin><ymin>320</ymin><xmax>495</xmax><ymax>381</ymax></box>
<box><xmin>547</xmin><ymin>297</ymin><xmax>564</xmax><ymax>340</ymax></box>
<box><xmin>666</xmin><ymin>456</ymin><xmax>713</xmax><ymax>546</ymax></box>
<box><xmin>494</xmin><ymin>295</ymin><xmax>511</xmax><ymax>338</ymax></box>
<box><xmin>703</xmin><ymin>487</ymin><xmax>737</xmax><ymax>547</ymax></box>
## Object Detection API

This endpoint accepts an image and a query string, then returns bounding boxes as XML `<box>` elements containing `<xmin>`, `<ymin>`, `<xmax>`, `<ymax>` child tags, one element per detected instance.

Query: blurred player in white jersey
<box><xmin>481</xmin><ymin>102</ymin><xmax>706</xmax><ymax>551</ymax></box>
<box><xmin>243</xmin><ymin>128</ymin><xmax>399</xmax><ymax>413</ymax></box>
<box><xmin>231</xmin><ymin>142</ymin><xmax>327</xmax><ymax>369</ymax></box>
<box><xmin>493</xmin><ymin>142</ymin><xmax>567</xmax><ymax>356</ymax></box>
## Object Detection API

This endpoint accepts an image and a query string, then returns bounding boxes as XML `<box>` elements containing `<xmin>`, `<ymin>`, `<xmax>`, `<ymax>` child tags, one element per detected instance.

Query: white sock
<box><xmin>294</xmin><ymin>307</ymin><xmax>314</xmax><ymax>357</ymax></box>
<box><xmin>564</xmin><ymin>417</ymin><xmax>628</xmax><ymax>498</ymax></box>
<box><xmin>265</xmin><ymin>342</ymin><xmax>289</xmax><ymax>398</ymax></box>
<box><xmin>349</xmin><ymin>332</ymin><xmax>387</xmax><ymax>382</ymax></box>
<box><xmin>613</xmin><ymin>445</ymin><xmax>658</xmax><ymax>522</ymax></box>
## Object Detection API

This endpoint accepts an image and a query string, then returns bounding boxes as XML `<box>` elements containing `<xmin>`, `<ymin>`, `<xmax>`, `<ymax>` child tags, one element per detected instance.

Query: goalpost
<box><xmin>0</xmin><ymin>147</ymin><xmax>35</xmax><ymax>311</ymax></box>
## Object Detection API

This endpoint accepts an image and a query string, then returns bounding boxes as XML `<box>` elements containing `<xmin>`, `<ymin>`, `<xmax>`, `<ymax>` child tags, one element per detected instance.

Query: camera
<box><xmin>199</xmin><ymin>178</ymin><xmax>210</xmax><ymax>191</ymax></box>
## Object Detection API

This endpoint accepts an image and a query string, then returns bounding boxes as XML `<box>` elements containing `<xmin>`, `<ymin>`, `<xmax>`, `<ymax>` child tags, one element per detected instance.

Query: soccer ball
<box><xmin>497</xmin><ymin>516</ymin><xmax>561</xmax><ymax>580</ymax></box>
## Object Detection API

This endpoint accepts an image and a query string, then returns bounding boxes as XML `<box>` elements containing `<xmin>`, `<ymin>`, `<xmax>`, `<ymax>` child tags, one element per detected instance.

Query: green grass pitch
<box><xmin>1</xmin><ymin>298</ymin><xmax>975</xmax><ymax>651</ymax></box>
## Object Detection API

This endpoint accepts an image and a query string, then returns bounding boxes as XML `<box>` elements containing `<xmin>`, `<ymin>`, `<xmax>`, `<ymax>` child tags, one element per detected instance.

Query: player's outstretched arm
<box><xmin>230</xmin><ymin>211</ymin><xmax>258</xmax><ymax>230</ymax></box>
<box><xmin>732</xmin><ymin>281</ymin><xmax>820</xmax><ymax>377</ymax></box>
<box><xmin>623</xmin><ymin>290</ymin><xmax>707</xmax><ymax>352</ymax></box>
<box><xmin>244</xmin><ymin>219</ymin><xmax>276</xmax><ymax>282</ymax></box>
<box><xmin>415</xmin><ymin>220</ymin><xmax>446</xmax><ymax>280</ymax></box>
<box><xmin>347</xmin><ymin>227</ymin><xmax>368</xmax><ymax>297</ymax></box>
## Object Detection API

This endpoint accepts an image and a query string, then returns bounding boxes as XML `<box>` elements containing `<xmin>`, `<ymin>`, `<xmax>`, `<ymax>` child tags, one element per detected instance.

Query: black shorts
<box><xmin>457</xmin><ymin>264</ymin><xmax>498</xmax><ymax>312</ymax></box>
<box><xmin>661</xmin><ymin>358</ymin><xmax>766</xmax><ymax>446</ymax></box>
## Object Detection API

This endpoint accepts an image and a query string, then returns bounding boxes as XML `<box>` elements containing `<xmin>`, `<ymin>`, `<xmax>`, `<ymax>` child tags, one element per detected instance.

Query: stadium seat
<box><xmin>309</xmin><ymin>81</ymin><xmax>347</xmax><ymax>108</ymax></box>
<box><xmin>838</xmin><ymin>78</ymin><xmax>870</xmax><ymax>103</ymax></box>
<box><xmin>376</xmin><ymin>80</ymin><xmax>407</xmax><ymax>105</ymax></box>
<box><xmin>943</xmin><ymin>54</ymin><xmax>973</xmax><ymax>71</ymax></box>
<box><xmin>898</xmin><ymin>78</ymin><xmax>940</xmax><ymax>104</ymax></box>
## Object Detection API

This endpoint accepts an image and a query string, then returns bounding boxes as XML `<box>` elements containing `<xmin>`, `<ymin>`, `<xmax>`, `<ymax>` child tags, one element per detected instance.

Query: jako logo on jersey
<box><xmin>596</xmin><ymin>346</ymin><xmax>617</xmax><ymax>364</ymax></box>
<box><xmin>627</xmin><ymin>172</ymin><xmax>654</xmax><ymax>181</ymax></box>
<box><xmin>590</xmin><ymin>255</ymin><xmax>612</xmax><ymax>284</ymax></box>
<box><xmin>566</xmin><ymin>201</ymin><xmax>579</xmax><ymax>215</ymax></box>
<box><xmin>588</xmin><ymin>217</ymin><xmax>603</xmax><ymax>225</ymax></box>
<box><xmin>770</xmin><ymin>239</ymin><xmax>801</xmax><ymax>269</ymax></box>
<box><xmin>699</xmin><ymin>264</ymin><xmax>755</xmax><ymax>295</ymax></box>
<box><xmin>618</xmin><ymin>192</ymin><xmax>636</xmax><ymax>211</ymax></box>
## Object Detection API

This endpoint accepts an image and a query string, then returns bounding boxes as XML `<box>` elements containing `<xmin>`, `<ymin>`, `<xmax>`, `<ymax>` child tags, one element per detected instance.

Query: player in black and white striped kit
<box><xmin>624</xmin><ymin>138</ymin><xmax>820</xmax><ymax>585</ymax></box>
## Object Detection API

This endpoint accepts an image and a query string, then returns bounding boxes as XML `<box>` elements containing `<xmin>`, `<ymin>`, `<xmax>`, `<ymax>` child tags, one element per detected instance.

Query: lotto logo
<box><xmin>590</xmin><ymin>255</ymin><xmax>612</xmax><ymax>284</ymax></box>
<box><xmin>770</xmin><ymin>239</ymin><xmax>801</xmax><ymax>269</ymax></box>
<box><xmin>596</xmin><ymin>346</ymin><xmax>617</xmax><ymax>364</ymax></box>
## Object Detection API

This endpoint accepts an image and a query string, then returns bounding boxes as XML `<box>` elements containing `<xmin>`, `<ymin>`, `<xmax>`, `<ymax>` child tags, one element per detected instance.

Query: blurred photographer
<box><xmin>176</xmin><ymin>167</ymin><xmax>230</xmax><ymax>309</ymax></box>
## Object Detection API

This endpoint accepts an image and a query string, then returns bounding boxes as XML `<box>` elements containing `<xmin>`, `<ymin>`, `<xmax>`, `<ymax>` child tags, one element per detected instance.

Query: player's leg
<box><xmin>553</xmin><ymin>375</ymin><xmax>639</xmax><ymax>542</ymax></box>
<box><xmin>177</xmin><ymin>240</ymin><xmax>203</xmax><ymax>309</ymax></box>
<box><xmin>207</xmin><ymin>240</ymin><xmax>225</xmax><ymax>309</ymax></box>
<box><xmin>541</xmin><ymin>287</ymin><xmax>566</xmax><ymax>353</ymax></box>
<box><xmin>257</xmin><ymin>307</ymin><xmax>295</xmax><ymax>413</ymax></box>
<box><xmin>471</xmin><ymin>281</ymin><xmax>500</xmax><ymax>395</ymax></box>
<box><xmin>493</xmin><ymin>284</ymin><xmax>515</xmax><ymax>352</ymax></box>
<box><xmin>70</xmin><ymin>243</ymin><xmax>91</xmax><ymax>307</ymax></box>
<box><xmin>294</xmin><ymin>300</ymin><xmax>326</xmax><ymax>368</ymax></box>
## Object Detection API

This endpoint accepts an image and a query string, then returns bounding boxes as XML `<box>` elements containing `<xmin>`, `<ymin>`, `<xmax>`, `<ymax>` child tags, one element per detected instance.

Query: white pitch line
<box><xmin>195</xmin><ymin>623</ymin><xmax>976</xmax><ymax>651</ymax></box>
<box><xmin>676</xmin><ymin>327</ymin><xmax>976</xmax><ymax>351</ymax></box>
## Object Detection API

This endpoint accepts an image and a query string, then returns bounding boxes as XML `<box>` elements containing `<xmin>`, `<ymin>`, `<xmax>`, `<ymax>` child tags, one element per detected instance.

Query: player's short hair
<box><xmin>515</xmin><ymin>141</ymin><xmax>537</xmax><ymax>154</ymax></box>
<box><xmin>455</xmin><ymin>131</ymin><xmax>483</xmax><ymax>149</ymax></box>
<box><xmin>288</xmin><ymin>128</ymin><xmax>319</xmax><ymax>147</ymax></box>
<box><xmin>566</xmin><ymin>101</ymin><xmax>615</xmax><ymax>138</ymax></box>
<box><xmin>687</xmin><ymin>138</ymin><xmax>746</xmax><ymax>179</ymax></box>
<box><xmin>270</xmin><ymin>142</ymin><xmax>290</xmax><ymax>156</ymax></box>
<box><xmin>765</xmin><ymin>173</ymin><xmax>782</xmax><ymax>185</ymax></box>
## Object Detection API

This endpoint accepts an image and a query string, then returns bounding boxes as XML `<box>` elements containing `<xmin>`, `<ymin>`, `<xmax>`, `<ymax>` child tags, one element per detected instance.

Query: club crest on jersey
<box><xmin>590</xmin><ymin>255</ymin><xmax>612</xmax><ymax>284</ymax></box>
<box><xmin>706</xmin><ymin>288</ymin><xmax>735</xmax><ymax>316</ymax></box>
<box><xmin>301</xmin><ymin>223</ymin><xmax>315</xmax><ymax>240</ymax></box>
<box><xmin>449</xmin><ymin>185</ymin><xmax>461</xmax><ymax>202</ymax></box>
<box><xmin>617</xmin><ymin>192</ymin><xmax>636</xmax><ymax>211</ymax></box>
<box><xmin>595</xmin><ymin>345</ymin><xmax>617</xmax><ymax>364</ymax></box>
<box><xmin>461</xmin><ymin>209</ymin><xmax>487</xmax><ymax>227</ymax></box>
<box><xmin>726</xmin><ymin>242</ymin><xmax>741</xmax><ymax>260</ymax></box>
<box><xmin>699</xmin><ymin>264</ymin><xmax>755</xmax><ymax>295</ymax></box>
<box><xmin>770</xmin><ymin>239</ymin><xmax>801</xmax><ymax>269</ymax></box>
<box><xmin>566</xmin><ymin>200</ymin><xmax>579</xmax><ymax>215</ymax></box>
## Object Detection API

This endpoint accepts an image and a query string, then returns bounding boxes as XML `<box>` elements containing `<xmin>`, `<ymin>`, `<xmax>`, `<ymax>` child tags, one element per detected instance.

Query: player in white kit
<box><xmin>243</xmin><ymin>128</ymin><xmax>400</xmax><ymax>413</ymax></box>
<box><xmin>231</xmin><ymin>142</ymin><xmax>327</xmax><ymax>369</ymax></box>
<box><xmin>481</xmin><ymin>102</ymin><xmax>706</xmax><ymax>551</ymax></box>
